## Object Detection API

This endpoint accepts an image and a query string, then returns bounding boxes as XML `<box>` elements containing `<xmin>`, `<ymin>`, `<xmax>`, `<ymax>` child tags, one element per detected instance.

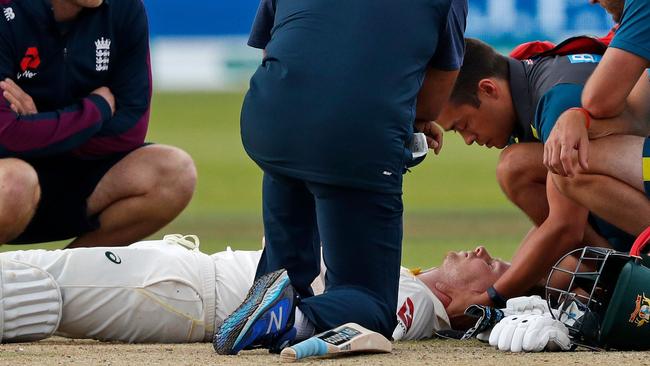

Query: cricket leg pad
<box><xmin>0</xmin><ymin>259</ymin><xmax>62</xmax><ymax>343</ymax></box>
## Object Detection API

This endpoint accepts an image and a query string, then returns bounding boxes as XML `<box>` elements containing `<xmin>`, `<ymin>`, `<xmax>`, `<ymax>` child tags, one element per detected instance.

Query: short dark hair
<box><xmin>449</xmin><ymin>38</ymin><xmax>509</xmax><ymax>108</ymax></box>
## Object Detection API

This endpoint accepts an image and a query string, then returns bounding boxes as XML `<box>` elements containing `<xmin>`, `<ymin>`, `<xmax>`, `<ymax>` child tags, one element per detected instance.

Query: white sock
<box><xmin>293</xmin><ymin>309</ymin><xmax>315</xmax><ymax>341</ymax></box>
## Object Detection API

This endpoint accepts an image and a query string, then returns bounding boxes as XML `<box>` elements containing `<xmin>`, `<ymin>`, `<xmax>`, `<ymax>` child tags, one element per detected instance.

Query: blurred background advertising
<box><xmin>146</xmin><ymin>0</ymin><xmax>615</xmax><ymax>91</ymax></box>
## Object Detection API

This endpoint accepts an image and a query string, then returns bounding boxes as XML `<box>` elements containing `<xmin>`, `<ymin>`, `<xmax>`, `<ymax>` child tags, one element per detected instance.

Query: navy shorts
<box><xmin>588</xmin><ymin>214</ymin><xmax>636</xmax><ymax>252</ymax></box>
<box><xmin>8</xmin><ymin>151</ymin><xmax>133</xmax><ymax>244</ymax></box>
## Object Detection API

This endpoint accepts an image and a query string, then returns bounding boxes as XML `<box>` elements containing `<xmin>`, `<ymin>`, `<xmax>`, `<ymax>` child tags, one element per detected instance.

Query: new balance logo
<box><xmin>3</xmin><ymin>7</ymin><xmax>14</xmax><ymax>21</ymax></box>
<box><xmin>94</xmin><ymin>37</ymin><xmax>111</xmax><ymax>71</ymax></box>
<box><xmin>266</xmin><ymin>307</ymin><xmax>283</xmax><ymax>334</ymax></box>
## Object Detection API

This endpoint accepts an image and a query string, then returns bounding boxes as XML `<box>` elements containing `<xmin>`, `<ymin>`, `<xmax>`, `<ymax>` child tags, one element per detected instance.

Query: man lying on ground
<box><xmin>0</xmin><ymin>234</ymin><xmax>508</xmax><ymax>344</ymax></box>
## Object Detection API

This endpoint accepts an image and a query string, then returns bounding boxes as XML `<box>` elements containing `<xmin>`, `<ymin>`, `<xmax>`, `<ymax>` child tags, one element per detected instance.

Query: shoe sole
<box><xmin>213</xmin><ymin>269</ymin><xmax>290</xmax><ymax>355</ymax></box>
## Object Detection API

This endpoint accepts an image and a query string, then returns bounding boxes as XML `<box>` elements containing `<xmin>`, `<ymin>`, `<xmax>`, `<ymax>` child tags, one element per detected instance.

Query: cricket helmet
<box><xmin>545</xmin><ymin>227</ymin><xmax>650</xmax><ymax>350</ymax></box>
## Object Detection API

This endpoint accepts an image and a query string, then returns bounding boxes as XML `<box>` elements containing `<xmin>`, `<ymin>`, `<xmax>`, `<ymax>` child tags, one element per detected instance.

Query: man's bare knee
<box><xmin>496</xmin><ymin>144</ymin><xmax>544</xmax><ymax>201</ymax></box>
<box><xmin>0</xmin><ymin>159</ymin><xmax>40</xmax><ymax>205</ymax></box>
<box><xmin>0</xmin><ymin>159</ymin><xmax>40</xmax><ymax>240</ymax></box>
<box><xmin>551</xmin><ymin>173</ymin><xmax>589</xmax><ymax>199</ymax></box>
<box><xmin>88</xmin><ymin>145</ymin><xmax>197</xmax><ymax>218</ymax></box>
<box><xmin>496</xmin><ymin>146</ymin><xmax>521</xmax><ymax>197</ymax></box>
<box><xmin>151</xmin><ymin>146</ymin><xmax>197</xmax><ymax>201</ymax></box>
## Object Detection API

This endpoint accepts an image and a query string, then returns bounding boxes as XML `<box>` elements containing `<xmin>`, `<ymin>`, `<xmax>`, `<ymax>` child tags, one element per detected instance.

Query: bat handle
<box><xmin>281</xmin><ymin>337</ymin><xmax>329</xmax><ymax>361</ymax></box>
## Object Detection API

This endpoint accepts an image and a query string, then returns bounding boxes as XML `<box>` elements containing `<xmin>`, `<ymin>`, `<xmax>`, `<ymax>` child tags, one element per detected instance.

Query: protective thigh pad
<box><xmin>1</xmin><ymin>259</ymin><xmax>62</xmax><ymax>343</ymax></box>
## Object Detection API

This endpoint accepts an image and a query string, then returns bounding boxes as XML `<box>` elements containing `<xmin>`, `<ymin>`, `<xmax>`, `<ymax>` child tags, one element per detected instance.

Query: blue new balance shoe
<box><xmin>213</xmin><ymin>269</ymin><xmax>299</xmax><ymax>355</ymax></box>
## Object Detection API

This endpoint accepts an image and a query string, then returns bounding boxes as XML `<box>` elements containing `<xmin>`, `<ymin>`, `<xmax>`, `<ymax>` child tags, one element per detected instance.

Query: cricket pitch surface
<box><xmin>1</xmin><ymin>337</ymin><xmax>648</xmax><ymax>365</ymax></box>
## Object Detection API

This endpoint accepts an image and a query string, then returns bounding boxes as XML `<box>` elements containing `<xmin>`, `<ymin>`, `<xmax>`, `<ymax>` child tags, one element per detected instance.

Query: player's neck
<box><xmin>51</xmin><ymin>0</ymin><xmax>83</xmax><ymax>22</ymax></box>
<box><xmin>416</xmin><ymin>268</ymin><xmax>451</xmax><ymax>308</ymax></box>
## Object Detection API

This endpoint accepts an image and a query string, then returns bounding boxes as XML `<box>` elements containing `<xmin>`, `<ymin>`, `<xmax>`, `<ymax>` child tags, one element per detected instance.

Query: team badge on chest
<box><xmin>95</xmin><ymin>37</ymin><xmax>111</xmax><ymax>72</ymax></box>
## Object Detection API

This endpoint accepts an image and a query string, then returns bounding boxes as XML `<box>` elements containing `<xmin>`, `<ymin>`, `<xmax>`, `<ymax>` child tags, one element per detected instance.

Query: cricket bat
<box><xmin>280</xmin><ymin>322</ymin><xmax>391</xmax><ymax>362</ymax></box>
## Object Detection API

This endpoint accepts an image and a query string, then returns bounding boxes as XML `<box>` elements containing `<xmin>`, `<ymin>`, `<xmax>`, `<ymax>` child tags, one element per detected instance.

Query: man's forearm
<box><xmin>493</xmin><ymin>220</ymin><xmax>583</xmax><ymax>299</ymax></box>
<box><xmin>582</xmin><ymin>48</ymin><xmax>648</xmax><ymax>119</ymax></box>
<box><xmin>588</xmin><ymin>109</ymin><xmax>650</xmax><ymax>139</ymax></box>
<box><xmin>493</xmin><ymin>176</ymin><xmax>589</xmax><ymax>299</ymax></box>
<box><xmin>0</xmin><ymin>94</ymin><xmax>111</xmax><ymax>157</ymax></box>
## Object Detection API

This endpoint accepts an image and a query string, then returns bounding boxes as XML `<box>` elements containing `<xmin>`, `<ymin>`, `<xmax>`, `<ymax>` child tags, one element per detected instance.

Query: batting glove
<box><xmin>504</xmin><ymin>295</ymin><xmax>550</xmax><ymax>316</ymax></box>
<box><xmin>489</xmin><ymin>313</ymin><xmax>572</xmax><ymax>352</ymax></box>
<box><xmin>475</xmin><ymin>295</ymin><xmax>550</xmax><ymax>341</ymax></box>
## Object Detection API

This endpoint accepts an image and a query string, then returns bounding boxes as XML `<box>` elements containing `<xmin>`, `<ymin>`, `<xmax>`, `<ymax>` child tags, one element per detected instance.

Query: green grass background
<box><xmin>3</xmin><ymin>92</ymin><xmax>532</xmax><ymax>268</ymax></box>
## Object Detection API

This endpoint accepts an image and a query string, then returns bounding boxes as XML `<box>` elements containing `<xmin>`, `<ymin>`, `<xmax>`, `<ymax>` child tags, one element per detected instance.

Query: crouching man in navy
<box><xmin>0</xmin><ymin>0</ymin><xmax>196</xmax><ymax>247</ymax></box>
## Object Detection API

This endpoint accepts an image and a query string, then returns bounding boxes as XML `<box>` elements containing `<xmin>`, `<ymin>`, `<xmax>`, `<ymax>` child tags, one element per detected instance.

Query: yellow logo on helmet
<box><xmin>629</xmin><ymin>293</ymin><xmax>650</xmax><ymax>327</ymax></box>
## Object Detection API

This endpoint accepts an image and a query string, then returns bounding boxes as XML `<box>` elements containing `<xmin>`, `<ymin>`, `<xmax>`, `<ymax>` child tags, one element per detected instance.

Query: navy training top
<box><xmin>507</xmin><ymin>54</ymin><xmax>600</xmax><ymax>143</ymax></box>
<box><xmin>241</xmin><ymin>0</ymin><xmax>467</xmax><ymax>194</ymax></box>
<box><xmin>0</xmin><ymin>0</ymin><xmax>151</xmax><ymax>158</ymax></box>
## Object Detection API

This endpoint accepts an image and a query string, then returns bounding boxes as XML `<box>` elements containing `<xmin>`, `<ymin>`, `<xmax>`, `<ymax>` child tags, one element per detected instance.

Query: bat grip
<box><xmin>290</xmin><ymin>337</ymin><xmax>329</xmax><ymax>359</ymax></box>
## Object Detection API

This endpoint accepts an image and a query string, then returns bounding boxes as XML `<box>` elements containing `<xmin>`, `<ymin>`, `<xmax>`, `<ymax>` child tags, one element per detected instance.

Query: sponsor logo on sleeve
<box><xmin>567</xmin><ymin>54</ymin><xmax>602</xmax><ymax>64</ymax></box>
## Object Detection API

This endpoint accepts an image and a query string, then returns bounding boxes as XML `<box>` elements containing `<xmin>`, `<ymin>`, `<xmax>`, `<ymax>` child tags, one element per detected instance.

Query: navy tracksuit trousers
<box><xmin>255</xmin><ymin>171</ymin><xmax>403</xmax><ymax>338</ymax></box>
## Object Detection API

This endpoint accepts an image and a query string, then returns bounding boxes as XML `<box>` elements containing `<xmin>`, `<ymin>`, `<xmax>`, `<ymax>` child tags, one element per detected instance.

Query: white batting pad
<box><xmin>0</xmin><ymin>259</ymin><xmax>62</xmax><ymax>343</ymax></box>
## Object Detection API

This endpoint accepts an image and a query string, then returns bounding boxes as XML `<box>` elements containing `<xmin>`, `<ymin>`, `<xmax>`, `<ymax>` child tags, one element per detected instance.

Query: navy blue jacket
<box><xmin>241</xmin><ymin>0</ymin><xmax>467</xmax><ymax>194</ymax></box>
<box><xmin>0</xmin><ymin>0</ymin><xmax>151</xmax><ymax>158</ymax></box>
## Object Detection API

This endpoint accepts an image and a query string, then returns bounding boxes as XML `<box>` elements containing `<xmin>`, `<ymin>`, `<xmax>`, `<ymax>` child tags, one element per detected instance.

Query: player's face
<box><xmin>590</xmin><ymin>0</ymin><xmax>625</xmax><ymax>23</ymax></box>
<box><xmin>440</xmin><ymin>246</ymin><xmax>510</xmax><ymax>292</ymax></box>
<box><xmin>437</xmin><ymin>93</ymin><xmax>514</xmax><ymax>149</ymax></box>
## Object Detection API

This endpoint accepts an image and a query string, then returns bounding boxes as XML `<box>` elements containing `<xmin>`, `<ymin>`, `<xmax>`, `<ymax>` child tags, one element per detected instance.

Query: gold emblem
<box><xmin>629</xmin><ymin>293</ymin><xmax>650</xmax><ymax>327</ymax></box>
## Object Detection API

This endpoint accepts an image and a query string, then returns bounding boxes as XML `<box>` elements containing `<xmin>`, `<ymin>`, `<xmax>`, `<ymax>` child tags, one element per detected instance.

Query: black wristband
<box><xmin>487</xmin><ymin>286</ymin><xmax>507</xmax><ymax>308</ymax></box>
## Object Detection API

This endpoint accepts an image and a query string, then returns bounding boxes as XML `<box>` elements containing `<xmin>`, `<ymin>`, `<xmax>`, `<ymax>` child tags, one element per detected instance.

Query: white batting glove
<box><xmin>489</xmin><ymin>313</ymin><xmax>571</xmax><ymax>352</ymax></box>
<box><xmin>476</xmin><ymin>295</ymin><xmax>549</xmax><ymax>342</ymax></box>
<box><xmin>504</xmin><ymin>295</ymin><xmax>550</xmax><ymax>316</ymax></box>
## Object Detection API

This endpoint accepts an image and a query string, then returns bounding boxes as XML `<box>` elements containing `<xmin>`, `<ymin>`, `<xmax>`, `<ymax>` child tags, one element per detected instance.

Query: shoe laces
<box><xmin>163</xmin><ymin>234</ymin><xmax>200</xmax><ymax>250</ymax></box>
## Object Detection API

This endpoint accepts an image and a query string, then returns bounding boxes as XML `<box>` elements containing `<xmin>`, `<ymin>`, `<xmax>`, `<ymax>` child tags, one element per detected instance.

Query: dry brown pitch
<box><xmin>1</xmin><ymin>337</ymin><xmax>650</xmax><ymax>366</ymax></box>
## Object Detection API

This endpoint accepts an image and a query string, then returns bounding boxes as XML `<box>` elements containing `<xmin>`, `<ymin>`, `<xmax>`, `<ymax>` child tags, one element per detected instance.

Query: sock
<box><xmin>293</xmin><ymin>308</ymin><xmax>316</xmax><ymax>341</ymax></box>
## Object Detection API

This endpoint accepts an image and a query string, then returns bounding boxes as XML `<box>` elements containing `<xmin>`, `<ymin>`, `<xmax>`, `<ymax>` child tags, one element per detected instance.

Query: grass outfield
<box><xmin>1</xmin><ymin>92</ymin><xmax>532</xmax><ymax>268</ymax></box>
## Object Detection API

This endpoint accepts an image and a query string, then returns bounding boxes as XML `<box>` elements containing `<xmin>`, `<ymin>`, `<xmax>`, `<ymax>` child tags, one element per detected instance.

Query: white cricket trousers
<box><xmin>0</xmin><ymin>240</ymin><xmax>216</xmax><ymax>343</ymax></box>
